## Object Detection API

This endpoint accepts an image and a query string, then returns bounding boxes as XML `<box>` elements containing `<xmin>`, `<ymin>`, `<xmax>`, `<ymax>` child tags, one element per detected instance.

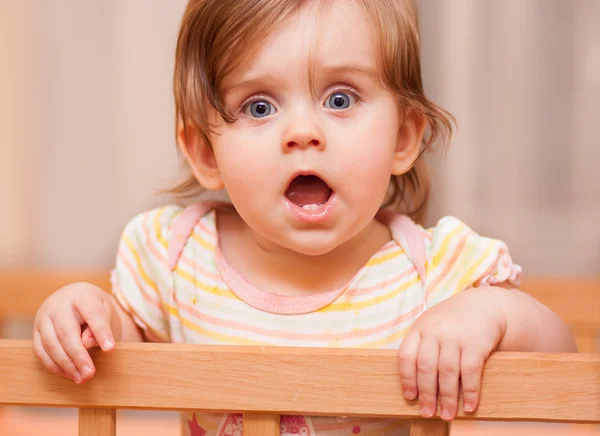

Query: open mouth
<box><xmin>285</xmin><ymin>174</ymin><xmax>333</xmax><ymax>210</ymax></box>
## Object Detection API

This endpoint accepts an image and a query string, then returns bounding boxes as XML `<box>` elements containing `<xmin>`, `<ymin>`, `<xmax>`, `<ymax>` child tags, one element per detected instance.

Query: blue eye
<box><xmin>325</xmin><ymin>92</ymin><xmax>356</xmax><ymax>110</ymax></box>
<box><xmin>244</xmin><ymin>100</ymin><xmax>276</xmax><ymax>118</ymax></box>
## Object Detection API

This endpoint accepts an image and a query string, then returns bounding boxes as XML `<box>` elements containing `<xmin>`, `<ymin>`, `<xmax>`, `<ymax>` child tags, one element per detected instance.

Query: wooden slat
<box><xmin>0</xmin><ymin>270</ymin><xmax>111</xmax><ymax>317</ymax></box>
<box><xmin>0</xmin><ymin>340</ymin><xmax>598</xmax><ymax>423</ymax></box>
<box><xmin>243</xmin><ymin>413</ymin><xmax>280</xmax><ymax>436</ymax></box>
<box><xmin>410</xmin><ymin>419</ymin><xmax>450</xmax><ymax>436</ymax></box>
<box><xmin>79</xmin><ymin>408</ymin><xmax>116</xmax><ymax>436</ymax></box>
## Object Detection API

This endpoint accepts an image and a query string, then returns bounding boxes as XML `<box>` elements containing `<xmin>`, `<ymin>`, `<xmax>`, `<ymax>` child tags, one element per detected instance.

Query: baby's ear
<box><xmin>391</xmin><ymin>109</ymin><xmax>426</xmax><ymax>175</ymax></box>
<box><xmin>177</xmin><ymin>121</ymin><xmax>224</xmax><ymax>190</ymax></box>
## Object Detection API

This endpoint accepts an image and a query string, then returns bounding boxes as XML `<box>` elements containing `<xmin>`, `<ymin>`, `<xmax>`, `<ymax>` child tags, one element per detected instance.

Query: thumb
<box><xmin>81</xmin><ymin>326</ymin><xmax>100</xmax><ymax>350</ymax></box>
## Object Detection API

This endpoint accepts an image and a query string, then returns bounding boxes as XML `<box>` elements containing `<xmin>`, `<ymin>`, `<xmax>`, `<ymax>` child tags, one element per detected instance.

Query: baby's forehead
<box><xmin>225</xmin><ymin>0</ymin><xmax>377</xmax><ymax>84</ymax></box>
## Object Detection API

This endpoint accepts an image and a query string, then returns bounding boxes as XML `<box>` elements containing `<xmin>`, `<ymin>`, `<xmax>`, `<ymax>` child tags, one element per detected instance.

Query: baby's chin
<box><xmin>274</xmin><ymin>230</ymin><xmax>353</xmax><ymax>257</ymax></box>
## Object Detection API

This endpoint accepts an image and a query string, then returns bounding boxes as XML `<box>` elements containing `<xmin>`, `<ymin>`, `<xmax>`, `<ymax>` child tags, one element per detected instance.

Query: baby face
<box><xmin>209</xmin><ymin>0</ymin><xmax>407</xmax><ymax>256</ymax></box>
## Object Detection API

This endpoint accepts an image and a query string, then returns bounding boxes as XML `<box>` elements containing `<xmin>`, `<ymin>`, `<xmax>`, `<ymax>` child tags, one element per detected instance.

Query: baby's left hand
<box><xmin>397</xmin><ymin>288</ymin><xmax>507</xmax><ymax>421</ymax></box>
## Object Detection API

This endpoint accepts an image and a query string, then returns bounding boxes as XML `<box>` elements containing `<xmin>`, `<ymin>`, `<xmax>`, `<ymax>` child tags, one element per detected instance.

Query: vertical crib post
<box><xmin>243</xmin><ymin>413</ymin><xmax>280</xmax><ymax>436</ymax></box>
<box><xmin>79</xmin><ymin>408</ymin><xmax>116</xmax><ymax>436</ymax></box>
<box><xmin>409</xmin><ymin>419</ymin><xmax>450</xmax><ymax>436</ymax></box>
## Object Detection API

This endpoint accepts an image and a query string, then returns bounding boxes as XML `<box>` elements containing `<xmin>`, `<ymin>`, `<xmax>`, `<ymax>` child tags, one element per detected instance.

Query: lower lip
<box><xmin>284</xmin><ymin>194</ymin><xmax>336</xmax><ymax>224</ymax></box>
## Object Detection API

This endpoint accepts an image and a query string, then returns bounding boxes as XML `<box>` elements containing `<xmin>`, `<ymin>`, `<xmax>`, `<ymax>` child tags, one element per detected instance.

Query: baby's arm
<box><xmin>488</xmin><ymin>285</ymin><xmax>577</xmax><ymax>352</ymax></box>
<box><xmin>33</xmin><ymin>282</ymin><xmax>143</xmax><ymax>385</ymax></box>
<box><xmin>397</xmin><ymin>286</ymin><xmax>576</xmax><ymax>422</ymax></box>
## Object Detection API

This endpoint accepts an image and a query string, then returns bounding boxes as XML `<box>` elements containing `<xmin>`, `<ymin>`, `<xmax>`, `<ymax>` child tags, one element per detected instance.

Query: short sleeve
<box><xmin>111</xmin><ymin>205</ymin><xmax>182</xmax><ymax>342</ymax></box>
<box><xmin>424</xmin><ymin>216</ymin><xmax>522</xmax><ymax>308</ymax></box>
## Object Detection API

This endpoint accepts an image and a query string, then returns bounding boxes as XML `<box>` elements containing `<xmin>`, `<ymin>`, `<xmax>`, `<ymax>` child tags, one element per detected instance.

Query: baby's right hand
<box><xmin>33</xmin><ymin>283</ymin><xmax>118</xmax><ymax>384</ymax></box>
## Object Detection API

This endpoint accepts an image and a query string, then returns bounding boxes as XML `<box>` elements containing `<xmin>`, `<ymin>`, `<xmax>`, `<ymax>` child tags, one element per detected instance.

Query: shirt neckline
<box><xmin>212</xmin><ymin>209</ymin><xmax>399</xmax><ymax>315</ymax></box>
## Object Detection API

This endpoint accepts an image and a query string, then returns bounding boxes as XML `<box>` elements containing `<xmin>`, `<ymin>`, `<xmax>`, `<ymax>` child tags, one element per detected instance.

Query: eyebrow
<box><xmin>317</xmin><ymin>64</ymin><xmax>378</xmax><ymax>79</ymax></box>
<box><xmin>224</xmin><ymin>63</ymin><xmax>378</xmax><ymax>95</ymax></box>
<box><xmin>224</xmin><ymin>72</ymin><xmax>281</xmax><ymax>95</ymax></box>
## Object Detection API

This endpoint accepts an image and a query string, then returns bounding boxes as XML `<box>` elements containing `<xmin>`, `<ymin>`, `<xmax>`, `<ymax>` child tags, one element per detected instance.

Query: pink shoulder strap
<box><xmin>167</xmin><ymin>201</ymin><xmax>229</xmax><ymax>271</ymax></box>
<box><xmin>376</xmin><ymin>210</ymin><xmax>428</xmax><ymax>284</ymax></box>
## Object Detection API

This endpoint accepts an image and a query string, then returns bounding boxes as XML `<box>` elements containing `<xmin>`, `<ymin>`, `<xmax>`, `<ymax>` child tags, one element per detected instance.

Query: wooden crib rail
<box><xmin>1</xmin><ymin>340</ymin><xmax>599</xmax><ymax>436</ymax></box>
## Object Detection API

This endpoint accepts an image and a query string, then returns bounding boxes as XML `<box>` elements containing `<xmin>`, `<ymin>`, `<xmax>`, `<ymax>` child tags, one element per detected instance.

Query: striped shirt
<box><xmin>112</xmin><ymin>203</ymin><xmax>521</xmax><ymax>436</ymax></box>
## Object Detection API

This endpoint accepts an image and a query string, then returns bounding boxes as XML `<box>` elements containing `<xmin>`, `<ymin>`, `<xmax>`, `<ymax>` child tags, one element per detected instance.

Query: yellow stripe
<box><xmin>320</xmin><ymin>275</ymin><xmax>420</xmax><ymax>312</ymax></box>
<box><xmin>457</xmin><ymin>243</ymin><xmax>497</xmax><ymax>292</ymax></box>
<box><xmin>366</xmin><ymin>248</ymin><xmax>402</xmax><ymax>266</ymax></box>
<box><xmin>427</xmin><ymin>223</ymin><xmax>465</xmax><ymax>273</ymax></box>
<box><xmin>152</xmin><ymin>208</ymin><xmax>168</xmax><ymax>248</ymax></box>
<box><xmin>358</xmin><ymin>325</ymin><xmax>411</xmax><ymax>348</ymax></box>
<box><xmin>175</xmin><ymin>267</ymin><xmax>236</xmax><ymax>299</ymax></box>
<box><xmin>192</xmin><ymin>231</ymin><xmax>216</xmax><ymax>251</ymax></box>
<box><xmin>113</xmin><ymin>288</ymin><xmax>168</xmax><ymax>342</ymax></box>
<box><xmin>175</xmin><ymin>262</ymin><xmax>420</xmax><ymax>313</ymax></box>
<box><xmin>123</xmin><ymin>236</ymin><xmax>160</xmax><ymax>296</ymax></box>
<box><xmin>166</xmin><ymin>305</ymin><xmax>265</xmax><ymax>345</ymax></box>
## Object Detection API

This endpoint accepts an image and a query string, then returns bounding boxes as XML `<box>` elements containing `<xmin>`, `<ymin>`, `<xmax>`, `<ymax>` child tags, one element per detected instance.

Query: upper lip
<box><xmin>284</xmin><ymin>170</ymin><xmax>334</xmax><ymax>194</ymax></box>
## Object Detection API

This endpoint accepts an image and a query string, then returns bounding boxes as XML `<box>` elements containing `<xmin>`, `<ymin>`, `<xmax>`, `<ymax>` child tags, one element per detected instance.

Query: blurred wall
<box><xmin>419</xmin><ymin>0</ymin><xmax>600</xmax><ymax>274</ymax></box>
<box><xmin>0</xmin><ymin>0</ymin><xmax>599</xmax><ymax>274</ymax></box>
<box><xmin>0</xmin><ymin>1</ymin><xmax>185</xmax><ymax>268</ymax></box>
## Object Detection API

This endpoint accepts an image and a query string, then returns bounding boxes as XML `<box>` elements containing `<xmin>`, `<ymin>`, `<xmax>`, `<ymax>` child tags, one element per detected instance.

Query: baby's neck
<box><xmin>216</xmin><ymin>210</ymin><xmax>391</xmax><ymax>296</ymax></box>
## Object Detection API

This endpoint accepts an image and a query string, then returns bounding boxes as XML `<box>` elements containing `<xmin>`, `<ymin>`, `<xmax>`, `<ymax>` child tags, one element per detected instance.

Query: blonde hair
<box><xmin>172</xmin><ymin>0</ymin><xmax>454</xmax><ymax>224</ymax></box>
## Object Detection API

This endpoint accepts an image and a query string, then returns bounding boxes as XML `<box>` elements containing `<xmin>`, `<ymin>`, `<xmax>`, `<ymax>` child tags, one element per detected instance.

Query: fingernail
<box><xmin>441</xmin><ymin>410</ymin><xmax>451</xmax><ymax>420</ymax></box>
<box><xmin>464</xmin><ymin>403</ymin><xmax>474</xmax><ymax>412</ymax></box>
<box><xmin>73</xmin><ymin>373</ymin><xmax>83</xmax><ymax>384</ymax></box>
<box><xmin>103</xmin><ymin>339</ymin><xmax>114</xmax><ymax>350</ymax></box>
<box><xmin>420</xmin><ymin>407</ymin><xmax>432</xmax><ymax>418</ymax></box>
<box><xmin>404</xmin><ymin>390</ymin><xmax>416</xmax><ymax>400</ymax></box>
<box><xmin>81</xmin><ymin>366</ymin><xmax>93</xmax><ymax>378</ymax></box>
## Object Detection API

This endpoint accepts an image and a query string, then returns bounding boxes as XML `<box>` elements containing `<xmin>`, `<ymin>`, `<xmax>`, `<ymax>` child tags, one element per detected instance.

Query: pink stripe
<box><xmin>177</xmin><ymin>253</ymin><xmax>219</xmax><ymax>281</ymax></box>
<box><xmin>473</xmin><ymin>256</ymin><xmax>503</xmax><ymax>287</ymax></box>
<box><xmin>176</xmin><ymin>299</ymin><xmax>424</xmax><ymax>342</ymax></box>
<box><xmin>112</xmin><ymin>283</ymin><xmax>167</xmax><ymax>343</ymax></box>
<box><xmin>424</xmin><ymin>236</ymin><xmax>467</xmax><ymax>300</ymax></box>
<box><xmin>142</xmin><ymin>213</ymin><xmax>167</xmax><ymax>264</ymax></box>
<box><xmin>117</xmin><ymin>249</ymin><xmax>163</xmax><ymax>310</ymax></box>
<box><xmin>197</xmin><ymin>216</ymin><xmax>216</xmax><ymax>239</ymax></box>
<box><xmin>344</xmin><ymin>267</ymin><xmax>416</xmax><ymax>296</ymax></box>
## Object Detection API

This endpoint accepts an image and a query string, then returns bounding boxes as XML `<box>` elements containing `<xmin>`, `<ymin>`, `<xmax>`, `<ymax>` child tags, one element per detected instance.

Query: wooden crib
<box><xmin>0</xmin><ymin>271</ymin><xmax>599</xmax><ymax>436</ymax></box>
<box><xmin>0</xmin><ymin>340</ymin><xmax>599</xmax><ymax>436</ymax></box>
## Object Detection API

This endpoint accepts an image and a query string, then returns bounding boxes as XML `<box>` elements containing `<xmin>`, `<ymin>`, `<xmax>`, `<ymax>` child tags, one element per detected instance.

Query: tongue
<box><xmin>286</xmin><ymin>175</ymin><xmax>332</xmax><ymax>207</ymax></box>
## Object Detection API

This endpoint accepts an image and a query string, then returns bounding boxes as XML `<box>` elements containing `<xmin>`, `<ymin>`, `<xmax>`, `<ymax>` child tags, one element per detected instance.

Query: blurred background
<box><xmin>0</xmin><ymin>0</ymin><xmax>599</xmax><ymax>435</ymax></box>
<box><xmin>1</xmin><ymin>0</ymin><xmax>598</xmax><ymax>273</ymax></box>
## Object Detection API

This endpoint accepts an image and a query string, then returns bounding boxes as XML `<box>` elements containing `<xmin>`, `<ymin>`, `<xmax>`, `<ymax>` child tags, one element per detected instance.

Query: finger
<box><xmin>397</xmin><ymin>331</ymin><xmax>421</xmax><ymax>400</ymax></box>
<box><xmin>460</xmin><ymin>350</ymin><xmax>485</xmax><ymax>413</ymax></box>
<box><xmin>52</xmin><ymin>313</ymin><xmax>95</xmax><ymax>381</ymax></box>
<box><xmin>39</xmin><ymin>319</ymin><xmax>83</xmax><ymax>383</ymax></box>
<box><xmin>81</xmin><ymin>326</ymin><xmax>100</xmax><ymax>349</ymax></box>
<box><xmin>416</xmin><ymin>334</ymin><xmax>440</xmax><ymax>418</ymax></box>
<box><xmin>33</xmin><ymin>328</ymin><xmax>69</xmax><ymax>378</ymax></box>
<box><xmin>438</xmin><ymin>345</ymin><xmax>460</xmax><ymax>421</ymax></box>
<box><xmin>74</xmin><ymin>297</ymin><xmax>115</xmax><ymax>351</ymax></box>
